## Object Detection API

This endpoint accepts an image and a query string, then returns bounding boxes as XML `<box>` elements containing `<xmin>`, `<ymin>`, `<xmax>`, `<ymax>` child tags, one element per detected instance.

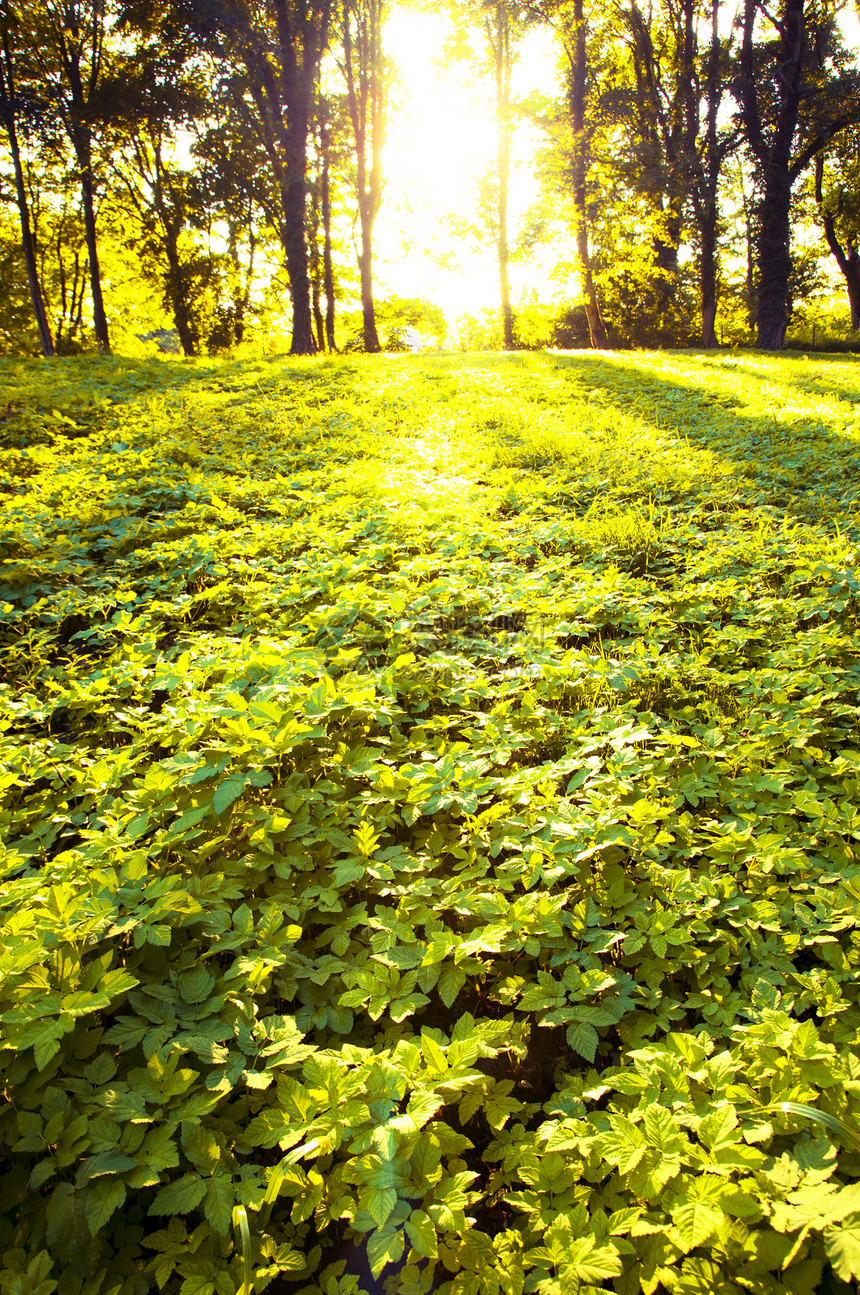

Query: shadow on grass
<box><xmin>549</xmin><ymin>351</ymin><xmax>860</xmax><ymax>507</ymax></box>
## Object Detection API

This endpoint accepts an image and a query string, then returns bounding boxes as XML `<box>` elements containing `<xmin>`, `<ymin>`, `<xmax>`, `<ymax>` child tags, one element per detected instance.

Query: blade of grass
<box><xmin>232</xmin><ymin>1204</ymin><xmax>253</xmax><ymax>1295</ymax></box>
<box><xmin>256</xmin><ymin>1138</ymin><xmax>321</xmax><ymax>1231</ymax></box>
<box><xmin>762</xmin><ymin>1102</ymin><xmax>860</xmax><ymax>1153</ymax></box>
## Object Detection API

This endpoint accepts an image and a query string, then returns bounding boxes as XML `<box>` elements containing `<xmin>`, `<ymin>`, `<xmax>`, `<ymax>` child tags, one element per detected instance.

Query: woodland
<box><xmin>5</xmin><ymin>3</ymin><xmax>860</xmax><ymax>1295</ymax></box>
<box><xmin>0</xmin><ymin>0</ymin><xmax>859</xmax><ymax>357</ymax></box>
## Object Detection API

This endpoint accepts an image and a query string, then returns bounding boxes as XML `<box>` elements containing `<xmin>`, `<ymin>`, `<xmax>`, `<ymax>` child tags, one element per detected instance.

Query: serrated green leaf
<box><xmin>366</xmin><ymin>1224</ymin><xmax>405</xmax><ymax>1277</ymax></box>
<box><xmin>825</xmin><ymin>1219</ymin><xmax>860</xmax><ymax>1282</ymax></box>
<box><xmin>697</xmin><ymin>1106</ymin><xmax>740</xmax><ymax>1151</ymax></box>
<box><xmin>566</xmin><ymin>1020</ymin><xmax>598</xmax><ymax>1062</ymax></box>
<box><xmin>213</xmin><ymin>776</ymin><xmax>247</xmax><ymax>815</ymax></box>
<box><xmin>85</xmin><ymin>1179</ymin><xmax>127</xmax><ymax>1235</ymax></box>
<box><xmin>672</xmin><ymin>1199</ymin><xmax>723</xmax><ymax>1251</ymax></box>
<box><xmin>364</xmin><ymin>1185</ymin><xmax>397</xmax><ymax>1228</ymax></box>
<box><xmin>149</xmin><ymin>1172</ymin><xmax>207</xmax><ymax>1216</ymax></box>
<box><xmin>437</xmin><ymin>963</ymin><xmax>466</xmax><ymax>1008</ymax></box>
<box><xmin>204</xmin><ymin>1176</ymin><xmax>234</xmax><ymax>1234</ymax></box>
<box><xmin>405</xmin><ymin>1209</ymin><xmax>437</xmax><ymax>1259</ymax></box>
<box><xmin>77</xmin><ymin>1150</ymin><xmax>138</xmax><ymax>1182</ymax></box>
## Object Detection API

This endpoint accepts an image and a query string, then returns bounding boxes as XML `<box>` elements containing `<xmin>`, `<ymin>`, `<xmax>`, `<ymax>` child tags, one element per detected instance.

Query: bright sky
<box><xmin>372</xmin><ymin>6</ymin><xmax>568</xmax><ymax>322</ymax></box>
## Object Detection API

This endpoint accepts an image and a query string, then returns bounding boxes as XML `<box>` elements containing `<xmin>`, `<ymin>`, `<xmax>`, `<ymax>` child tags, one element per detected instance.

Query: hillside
<box><xmin>2</xmin><ymin>349</ymin><xmax>860</xmax><ymax>1295</ymax></box>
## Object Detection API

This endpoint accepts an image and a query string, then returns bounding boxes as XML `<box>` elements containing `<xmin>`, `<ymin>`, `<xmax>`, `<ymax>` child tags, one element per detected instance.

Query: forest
<box><xmin>1</xmin><ymin>0</ymin><xmax>859</xmax><ymax>359</ymax></box>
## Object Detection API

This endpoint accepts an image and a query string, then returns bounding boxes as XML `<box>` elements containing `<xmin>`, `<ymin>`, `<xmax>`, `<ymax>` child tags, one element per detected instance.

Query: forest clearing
<box><xmin>3</xmin><ymin>348</ymin><xmax>860</xmax><ymax>1294</ymax></box>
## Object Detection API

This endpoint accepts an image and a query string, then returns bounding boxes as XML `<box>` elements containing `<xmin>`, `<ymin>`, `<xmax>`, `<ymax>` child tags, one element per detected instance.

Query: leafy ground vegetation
<box><xmin>3</xmin><ymin>349</ymin><xmax>860</xmax><ymax>1295</ymax></box>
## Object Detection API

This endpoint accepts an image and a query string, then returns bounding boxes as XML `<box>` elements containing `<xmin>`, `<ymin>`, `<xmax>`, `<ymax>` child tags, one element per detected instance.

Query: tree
<box><xmin>684</xmin><ymin>0</ymin><xmax>738</xmax><ymax>347</ymax></box>
<box><xmin>116</xmin><ymin>130</ymin><xmax>208</xmax><ymax>355</ymax></box>
<box><xmin>183</xmin><ymin>0</ymin><xmax>333</xmax><ymax>356</ymax></box>
<box><xmin>308</xmin><ymin>89</ymin><xmax>342</xmax><ymax>350</ymax></box>
<box><xmin>734</xmin><ymin>0</ymin><xmax>860</xmax><ymax>349</ymax></box>
<box><xmin>484</xmin><ymin>1</ymin><xmax>517</xmax><ymax>348</ymax></box>
<box><xmin>340</xmin><ymin>0</ymin><xmax>387</xmax><ymax>352</ymax></box>
<box><xmin>31</xmin><ymin>0</ymin><xmax>117</xmax><ymax>352</ymax></box>
<box><xmin>557</xmin><ymin>0</ymin><xmax>607</xmax><ymax>347</ymax></box>
<box><xmin>0</xmin><ymin>2</ymin><xmax>54</xmax><ymax>355</ymax></box>
<box><xmin>815</xmin><ymin>133</ymin><xmax>860</xmax><ymax>331</ymax></box>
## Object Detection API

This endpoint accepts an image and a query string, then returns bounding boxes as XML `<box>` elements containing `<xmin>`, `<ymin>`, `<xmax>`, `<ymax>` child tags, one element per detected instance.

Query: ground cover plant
<box><xmin>3</xmin><ymin>348</ymin><xmax>860</xmax><ymax>1295</ymax></box>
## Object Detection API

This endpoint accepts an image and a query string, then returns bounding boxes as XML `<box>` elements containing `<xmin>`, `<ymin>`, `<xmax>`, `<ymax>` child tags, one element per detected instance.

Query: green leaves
<box><xmin>150</xmin><ymin>1173</ymin><xmax>207</xmax><ymax>1216</ymax></box>
<box><xmin>5</xmin><ymin>351</ymin><xmax>860</xmax><ymax>1295</ymax></box>
<box><xmin>212</xmin><ymin>775</ymin><xmax>247</xmax><ymax>815</ymax></box>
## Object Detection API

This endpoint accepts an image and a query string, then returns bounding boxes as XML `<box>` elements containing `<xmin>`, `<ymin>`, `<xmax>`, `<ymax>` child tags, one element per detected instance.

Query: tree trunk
<box><xmin>74</xmin><ymin>128</ymin><xmax>110</xmax><ymax>352</ymax></box>
<box><xmin>343</xmin><ymin>0</ymin><xmax>382</xmax><ymax>353</ymax></box>
<box><xmin>358</xmin><ymin>219</ymin><xmax>381</xmax><ymax>351</ymax></box>
<box><xmin>164</xmin><ymin>238</ymin><xmax>197</xmax><ymax>356</ymax></box>
<box><xmin>816</xmin><ymin>157</ymin><xmax>860</xmax><ymax>332</ymax></box>
<box><xmin>282</xmin><ymin>150</ymin><xmax>316</xmax><ymax>355</ymax></box>
<box><xmin>756</xmin><ymin>163</ymin><xmax>793</xmax><ymax>349</ymax></box>
<box><xmin>696</xmin><ymin>0</ymin><xmax>721</xmax><ymax>348</ymax></box>
<box><xmin>849</xmin><ymin>260</ymin><xmax>860</xmax><ymax>332</ymax></box>
<box><xmin>567</xmin><ymin>0</ymin><xmax>608</xmax><ymax>349</ymax></box>
<box><xmin>0</xmin><ymin>41</ymin><xmax>54</xmax><ymax>356</ymax></box>
<box><xmin>700</xmin><ymin>211</ymin><xmax>718</xmax><ymax>347</ymax></box>
<box><xmin>322</xmin><ymin>132</ymin><xmax>336</xmax><ymax>351</ymax></box>
<box><xmin>488</xmin><ymin>4</ymin><xmax>514</xmax><ymax>349</ymax></box>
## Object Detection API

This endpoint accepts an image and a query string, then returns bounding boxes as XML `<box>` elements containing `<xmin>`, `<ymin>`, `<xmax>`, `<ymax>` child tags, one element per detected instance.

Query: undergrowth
<box><xmin>2</xmin><ymin>349</ymin><xmax>860</xmax><ymax>1295</ymax></box>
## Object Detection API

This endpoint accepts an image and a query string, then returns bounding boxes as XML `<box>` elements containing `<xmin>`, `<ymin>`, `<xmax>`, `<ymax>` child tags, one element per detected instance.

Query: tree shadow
<box><xmin>548</xmin><ymin>349</ymin><xmax>860</xmax><ymax>535</ymax></box>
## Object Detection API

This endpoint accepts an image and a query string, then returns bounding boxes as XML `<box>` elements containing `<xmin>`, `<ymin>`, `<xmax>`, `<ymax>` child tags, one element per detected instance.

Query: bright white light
<box><xmin>374</xmin><ymin>5</ymin><xmax>562</xmax><ymax>322</ymax></box>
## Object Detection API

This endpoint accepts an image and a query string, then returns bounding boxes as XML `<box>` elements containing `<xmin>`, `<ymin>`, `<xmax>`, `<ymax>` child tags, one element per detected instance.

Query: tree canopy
<box><xmin>1</xmin><ymin>0</ymin><xmax>859</xmax><ymax>353</ymax></box>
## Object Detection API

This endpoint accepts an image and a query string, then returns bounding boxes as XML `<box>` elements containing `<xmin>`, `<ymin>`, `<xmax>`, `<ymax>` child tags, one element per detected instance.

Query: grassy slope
<box><xmin>2</xmin><ymin>349</ymin><xmax>860</xmax><ymax>1294</ymax></box>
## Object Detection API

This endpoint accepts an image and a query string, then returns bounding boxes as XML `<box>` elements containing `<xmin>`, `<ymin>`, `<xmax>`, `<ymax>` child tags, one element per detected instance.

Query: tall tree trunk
<box><xmin>696</xmin><ymin>0</ymin><xmax>721</xmax><ymax>347</ymax></box>
<box><xmin>489</xmin><ymin>4</ymin><xmax>514</xmax><ymax>349</ymax></box>
<box><xmin>735</xmin><ymin>0</ymin><xmax>803</xmax><ymax>350</ymax></box>
<box><xmin>307</xmin><ymin>154</ymin><xmax>326</xmax><ymax>350</ymax></box>
<box><xmin>567</xmin><ymin>0</ymin><xmax>608</xmax><ymax>348</ymax></box>
<box><xmin>816</xmin><ymin>155</ymin><xmax>860</xmax><ymax>332</ymax></box>
<box><xmin>282</xmin><ymin>134</ymin><xmax>316</xmax><ymax>355</ymax></box>
<box><xmin>357</xmin><ymin>231</ymin><xmax>380</xmax><ymax>351</ymax></box>
<box><xmin>321</xmin><ymin>127</ymin><xmax>336</xmax><ymax>350</ymax></box>
<box><xmin>496</xmin><ymin>112</ymin><xmax>513</xmax><ymax>349</ymax></box>
<box><xmin>343</xmin><ymin>0</ymin><xmax>382</xmax><ymax>353</ymax></box>
<box><xmin>73</xmin><ymin>127</ymin><xmax>110</xmax><ymax>352</ymax></box>
<box><xmin>164</xmin><ymin>237</ymin><xmax>197</xmax><ymax>356</ymax></box>
<box><xmin>0</xmin><ymin>38</ymin><xmax>54</xmax><ymax>355</ymax></box>
<box><xmin>756</xmin><ymin>163</ymin><xmax>793</xmax><ymax>349</ymax></box>
<box><xmin>700</xmin><ymin>213</ymin><xmax>718</xmax><ymax>347</ymax></box>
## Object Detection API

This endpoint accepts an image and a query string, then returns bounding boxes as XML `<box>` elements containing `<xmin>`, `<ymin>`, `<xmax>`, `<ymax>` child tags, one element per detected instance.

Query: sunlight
<box><xmin>374</xmin><ymin>6</ymin><xmax>562</xmax><ymax>324</ymax></box>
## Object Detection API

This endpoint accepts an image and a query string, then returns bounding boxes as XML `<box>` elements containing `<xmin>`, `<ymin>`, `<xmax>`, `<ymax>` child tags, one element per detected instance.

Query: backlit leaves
<box><xmin>4</xmin><ymin>350</ymin><xmax>860</xmax><ymax>1295</ymax></box>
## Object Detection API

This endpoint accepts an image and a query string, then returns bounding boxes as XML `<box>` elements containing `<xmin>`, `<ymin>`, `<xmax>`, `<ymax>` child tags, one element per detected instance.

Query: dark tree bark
<box><xmin>0</xmin><ymin>16</ymin><xmax>54</xmax><ymax>356</ymax></box>
<box><xmin>735</xmin><ymin>0</ymin><xmax>860</xmax><ymax>349</ymax></box>
<box><xmin>623</xmin><ymin>0</ymin><xmax>689</xmax><ymax>316</ymax></box>
<box><xmin>321</xmin><ymin>113</ymin><xmax>336</xmax><ymax>351</ymax></box>
<box><xmin>307</xmin><ymin>129</ymin><xmax>326</xmax><ymax>350</ymax></box>
<box><xmin>688</xmin><ymin>0</ymin><xmax>728</xmax><ymax>348</ymax></box>
<box><xmin>51</xmin><ymin>1</ymin><xmax>111</xmax><ymax>352</ymax></box>
<box><xmin>235</xmin><ymin>0</ymin><xmax>331</xmax><ymax>355</ymax></box>
<box><xmin>563</xmin><ymin>0</ymin><xmax>606</xmax><ymax>348</ymax></box>
<box><xmin>816</xmin><ymin>154</ymin><xmax>860</xmax><ymax>331</ymax></box>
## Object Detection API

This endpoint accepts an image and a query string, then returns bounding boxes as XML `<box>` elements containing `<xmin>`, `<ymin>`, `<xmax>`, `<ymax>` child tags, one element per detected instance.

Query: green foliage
<box><xmin>338</xmin><ymin>297</ymin><xmax>447</xmax><ymax>353</ymax></box>
<box><xmin>3</xmin><ymin>348</ymin><xmax>860</xmax><ymax>1292</ymax></box>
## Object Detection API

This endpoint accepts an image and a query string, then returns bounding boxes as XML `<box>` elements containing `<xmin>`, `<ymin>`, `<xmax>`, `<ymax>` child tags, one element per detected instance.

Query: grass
<box><xmin>2</xmin><ymin>348</ymin><xmax>860</xmax><ymax>1295</ymax></box>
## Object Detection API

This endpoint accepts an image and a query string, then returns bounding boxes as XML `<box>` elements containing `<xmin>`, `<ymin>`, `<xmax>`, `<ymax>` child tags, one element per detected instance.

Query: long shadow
<box><xmin>549</xmin><ymin>351</ymin><xmax>860</xmax><ymax>529</ymax></box>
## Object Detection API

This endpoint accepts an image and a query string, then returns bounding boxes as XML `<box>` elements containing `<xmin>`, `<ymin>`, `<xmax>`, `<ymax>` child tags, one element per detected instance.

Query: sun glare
<box><xmin>374</xmin><ymin>7</ymin><xmax>562</xmax><ymax>326</ymax></box>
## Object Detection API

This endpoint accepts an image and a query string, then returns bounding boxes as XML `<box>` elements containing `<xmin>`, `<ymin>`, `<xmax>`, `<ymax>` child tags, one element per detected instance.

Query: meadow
<box><xmin>2</xmin><ymin>348</ymin><xmax>860</xmax><ymax>1295</ymax></box>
